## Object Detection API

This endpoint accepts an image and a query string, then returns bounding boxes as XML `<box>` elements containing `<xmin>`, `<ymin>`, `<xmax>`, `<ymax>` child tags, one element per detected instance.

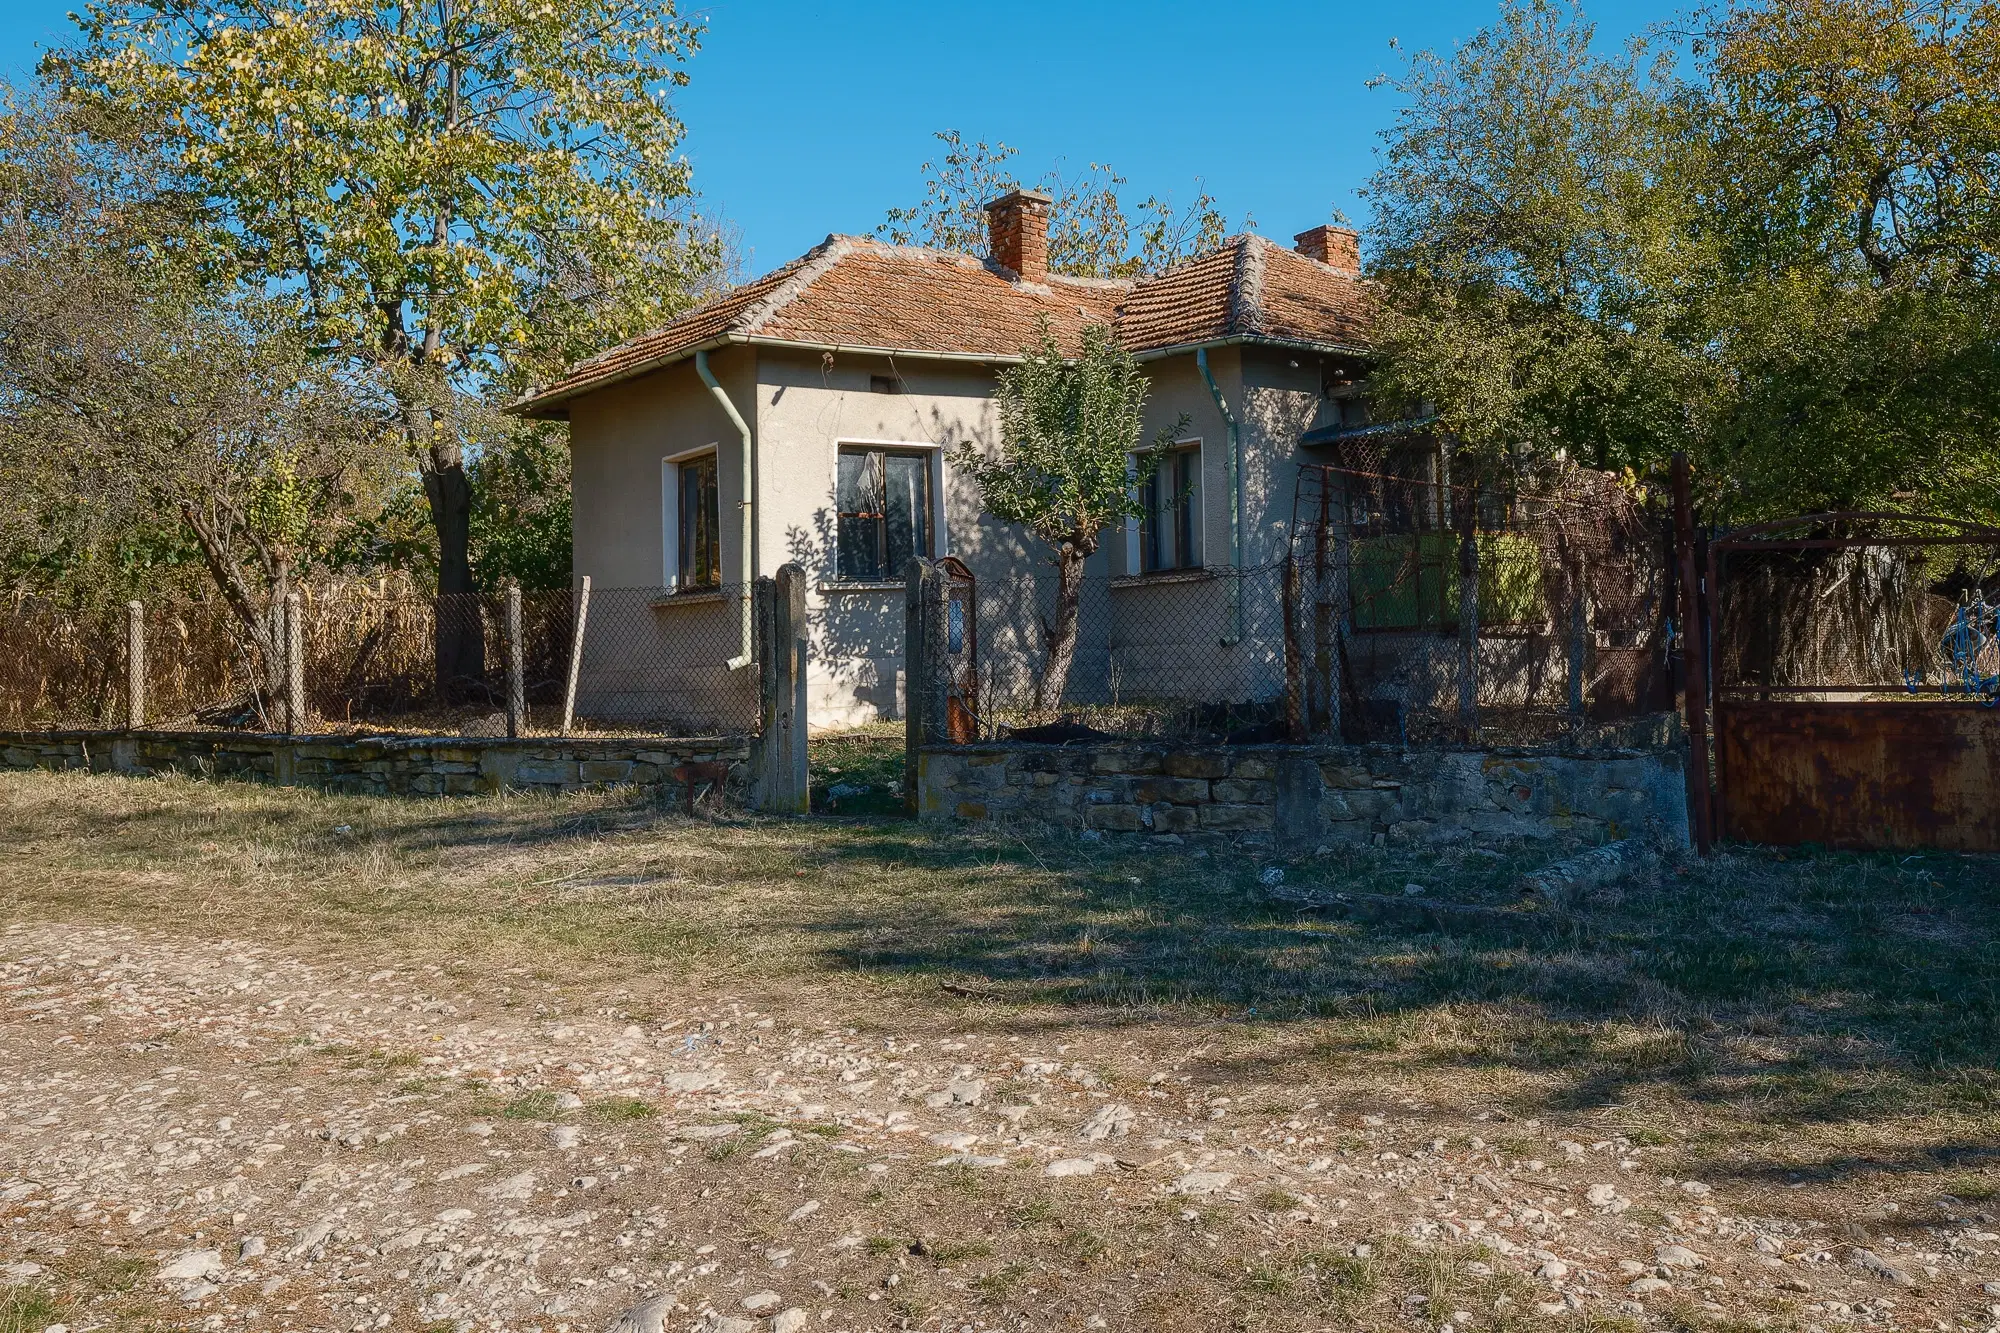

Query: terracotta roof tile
<box><xmin>515</xmin><ymin>232</ymin><xmax>1371</xmax><ymax>417</ymax></box>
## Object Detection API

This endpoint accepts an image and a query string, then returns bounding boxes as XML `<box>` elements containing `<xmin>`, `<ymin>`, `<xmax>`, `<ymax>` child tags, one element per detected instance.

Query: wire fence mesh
<box><xmin>950</xmin><ymin>466</ymin><xmax>1673</xmax><ymax>745</ymax></box>
<box><xmin>0</xmin><ymin>582</ymin><xmax>758</xmax><ymax>737</ymax></box>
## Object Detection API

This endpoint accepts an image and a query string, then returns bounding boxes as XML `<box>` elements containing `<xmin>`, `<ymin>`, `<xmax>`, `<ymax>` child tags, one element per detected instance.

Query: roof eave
<box><xmin>1128</xmin><ymin>333</ymin><xmax>1374</xmax><ymax>364</ymax></box>
<box><xmin>510</xmin><ymin>333</ymin><xmax>1030</xmax><ymax>420</ymax></box>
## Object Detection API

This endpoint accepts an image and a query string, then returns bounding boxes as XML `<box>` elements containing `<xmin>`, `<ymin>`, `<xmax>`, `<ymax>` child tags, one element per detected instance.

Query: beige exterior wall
<box><xmin>563</xmin><ymin>341</ymin><xmax>1344</xmax><ymax>731</ymax></box>
<box><xmin>564</xmin><ymin>348</ymin><xmax>758</xmax><ymax>730</ymax></box>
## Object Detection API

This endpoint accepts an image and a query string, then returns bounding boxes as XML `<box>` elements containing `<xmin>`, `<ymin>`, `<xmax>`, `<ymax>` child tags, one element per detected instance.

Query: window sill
<box><xmin>819</xmin><ymin>580</ymin><xmax>907</xmax><ymax>595</ymax></box>
<box><xmin>650</xmin><ymin>589</ymin><xmax>726</xmax><ymax>608</ymax></box>
<box><xmin>1110</xmin><ymin>568</ymin><xmax>1214</xmax><ymax>589</ymax></box>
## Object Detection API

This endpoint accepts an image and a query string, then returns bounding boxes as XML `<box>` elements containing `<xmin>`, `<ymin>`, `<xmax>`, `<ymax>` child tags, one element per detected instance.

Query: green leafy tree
<box><xmin>882</xmin><ymin>130</ymin><xmax>1230</xmax><ymax>278</ymax></box>
<box><xmin>0</xmin><ymin>91</ymin><xmax>398</xmax><ymax>714</ymax></box>
<box><xmin>956</xmin><ymin>322</ymin><xmax>1184</xmax><ymax>709</ymax></box>
<box><xmin>47</xmin><ymin>0</ymin><xmax>723</xmax><ymax>679</ymax></box>
<box><xmin>1363</xmin><ymin>0</ymin><xmax>1716</xmax><ymax>481</ymax></box>
<box><xmin>1690</xmin><ymin>0</ymin><xmax>2000</xmax><ymax>519</ymax></box>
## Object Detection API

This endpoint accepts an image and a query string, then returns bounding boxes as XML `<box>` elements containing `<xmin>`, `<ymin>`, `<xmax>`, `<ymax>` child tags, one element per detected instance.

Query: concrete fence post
<box><xmin>285</xmin><ymin>591</ymin><xmax>305</xmax><ymax>735</ymax></box>
<box><xmin>560</xmin><ymin>575</ymin><xmax>591</xmax><ymax>737</ymax></box>
<box><xmin>505</xmin><ymin>581</ymin><xmax>524</xmax><ymax>739</ymax></box>
<box><xmin>751</xmin><ymin>564</ymin><xmax>810</xmax><ymax>813</ymax></box>
<box><xmin>126</xmin><ymin>600</ymin><xmax>145</xmax><ymax>731</ymax></box>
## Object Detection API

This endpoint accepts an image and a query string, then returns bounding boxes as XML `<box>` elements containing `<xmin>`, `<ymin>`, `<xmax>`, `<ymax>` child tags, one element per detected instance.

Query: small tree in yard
<box><xmin>957</xmin><ymin>321</ymin><xmax>1184</xmax><ymax>710</ymax></box>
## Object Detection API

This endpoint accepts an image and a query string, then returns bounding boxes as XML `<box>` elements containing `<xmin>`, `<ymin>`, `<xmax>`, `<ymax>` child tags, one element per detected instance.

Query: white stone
<box><xmin>1628</xmin><ymin>1277</ymin><xmax>1672</xmax><ymax>1295</ymax></box>
<box><xmin>1537</xmin><ymin>1260</ymin><xmax>1570</xmax><ymax>1280</ymax></box>
<box><xmin>156</xmin><ymin>1250</ymin><xmax>224</xmax><ymax>1283</ymax></box>
<box><xmin>1</xmin><ymin>1261</ymin><xmax>44</xmax><ymax>1282</ymax></box>
<box><xmin>944</xmin><ymin>1079</ymin><xmax>985</xmax><ymax>1105</ymax></box>
<box><xmin>771</xmin><ymin>1309</ymin><xmax>809</xmax><ymax>1333</ymax></box>
<box><xmin>237</xmin><ymin>1236</ymin><xmax>265</xmax><ymax>1261</ymax></box>
<box><xmin>664</xmin><ymin>1070</ymin><xmax>725</xmax><ymax>1093</ymax></box>
<box><xmin>479</xmin><ymin>1170</ymin><xmax>536</xmax><ymax>1200</ymax></box>
<box><xmin>926</xmin><ymin>1131</ymin><xmax>978</xmax><ymax>1152</ymax></box>
<box><xmin>1175</xmin><ymin>1171</ymin><xmax>1236</xmax><ymax>1196</ymax></box>
<box><xmin>1585</xmin><ymin>1184</ymin><xmax>1620</xmax><ymax>1207</ymax></box>
<box><xmin>549</xmin><ymin>1125</ymin><xmax>581</xmax><ymax>1150</ymax></box>
<box><xmin>1045</xmin><ymin>1157</ymin><xmax>1101</xmax><ymax>1178</ymax></box>
<box><xmin>604</xmin><ymin>1294</ymin><xmax>675</xmax><ymax>1333</ymax></box>
<box><xmin>1078</xmin><ymin>1103</ymin><xmax>1136</xmax><ymax>1142</ymax></box>
<box><xmin>741</xmin><ymin>1290</ymin><xmax>782</xmax><ymax>1314</ymax></box>
<box><xmin>785</xmin><ymin>1200</ymin><xmax>820</xmax><ymax>1223</ymax></box>
<box><xmin>554</xmin><ymin>1091</ymin><xmax>585</xmax><ymax>1111</ymax></box>
<box><xmin>1655</xmin><ymin>1245</ymin><xmax>1702</xmax><ymax>1269</ymax></box>
<box><xmin>1679</xmin><ymin>1179</ymin><xmax>1712</xmax><ymax>1197</ymax></box>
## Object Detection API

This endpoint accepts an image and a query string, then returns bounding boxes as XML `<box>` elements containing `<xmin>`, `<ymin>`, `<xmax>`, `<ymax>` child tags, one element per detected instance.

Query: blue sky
<box><xmin>0</xmin><ymin>0</ymin><xmax>1672</xmax><ymax>275</ymax></box>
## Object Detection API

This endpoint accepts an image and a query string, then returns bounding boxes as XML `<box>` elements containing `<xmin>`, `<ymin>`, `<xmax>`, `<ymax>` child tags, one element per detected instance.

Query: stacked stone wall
<box><xmin>0</xmin><ymin>731</ymin><xmax>748</xmax><ymax>799</ymax></box>
<box><xmin>918</xmin><ymin>741</ymin><xmax>1687</xmax><ymax>848</ymax></box>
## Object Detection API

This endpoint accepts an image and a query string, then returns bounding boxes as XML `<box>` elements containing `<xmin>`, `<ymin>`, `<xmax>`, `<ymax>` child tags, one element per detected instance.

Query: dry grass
<box><xmin>2</xmin><ymin>768</ymin><xmax>1998</xmax><ymax>1330</ymax></box>
<box><xmin>2</xmin><ymin>768</ymin><xmax>1996</xmax><ymax>1165</ymax></box>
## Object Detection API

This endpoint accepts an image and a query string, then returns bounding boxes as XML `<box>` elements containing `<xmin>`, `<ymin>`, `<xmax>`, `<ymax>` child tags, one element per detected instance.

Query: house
<box><xmin>513</xmin><ymin>191</ymin><xmax>1376</xmax><ymax>730</ymax></box>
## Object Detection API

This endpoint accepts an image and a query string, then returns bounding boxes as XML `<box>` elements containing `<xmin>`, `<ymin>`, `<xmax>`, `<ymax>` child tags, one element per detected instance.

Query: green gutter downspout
<box><xmin>695</xmin><ymin>349</ymin><xmax>755</xmax><ymax>670</ymax></box>
<box><xmin>1196</xmin><ymin>346</ymin><xmax>1244</xmax><ymax>646</ymax></box>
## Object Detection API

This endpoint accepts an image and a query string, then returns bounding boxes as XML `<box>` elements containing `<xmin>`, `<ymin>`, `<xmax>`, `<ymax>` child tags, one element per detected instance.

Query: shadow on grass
<box><xmin>6</xmin><ymin>768</ymin><xmax>1999</xmax><ymax>1167</ymax></box>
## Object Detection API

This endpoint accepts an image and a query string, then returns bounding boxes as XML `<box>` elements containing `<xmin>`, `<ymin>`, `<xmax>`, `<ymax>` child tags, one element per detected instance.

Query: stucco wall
<box><xmin>0</xmin><ymin>730</ymin><xmax>749</xmax><ymax>799</ymax></box>
<box><xmin>917</xmin><ymin>738</ymin><xmax>1689</xmax><ymax>849</ymax></box>
<box><xmin>562</xmin><ymin>341</ymin><xmax>1358</xmax><ymax>730</ymax></box>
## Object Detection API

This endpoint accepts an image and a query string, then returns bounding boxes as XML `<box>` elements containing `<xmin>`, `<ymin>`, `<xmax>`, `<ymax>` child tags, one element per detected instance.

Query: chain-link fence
<box><xmin>0</xmin><ymin>581</ymin><xmax>758</xmax><ymax>737</ymax></box>
<box><xmin>950</xmin><ymin>465</ymin><xmax>1672</xmax><ymax>745</ymax></box>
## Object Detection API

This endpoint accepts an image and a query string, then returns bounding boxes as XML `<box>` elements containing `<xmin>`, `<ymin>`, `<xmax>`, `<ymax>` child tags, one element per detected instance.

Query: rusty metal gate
<box><xmin>1702</xmin><ymin>512</ymin><xmax>2000</xmax><ymax>851</ymax></box>
<box><xmin>937</xmin><ymin>556</ymin><xmax>979</xmax><ymax>745</ymax></box>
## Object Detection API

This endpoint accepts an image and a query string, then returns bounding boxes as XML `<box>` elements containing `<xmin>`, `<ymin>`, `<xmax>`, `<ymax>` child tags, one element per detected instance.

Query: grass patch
<box><xmin>588</xmin><ymin>1096</ymin><xmax>656</xmax><ymax>1122</ymax></box>
<box><xmin>503</xmin><ymin>1090</ymin><xmax>565</xmax><ymax>1119</ymax></box>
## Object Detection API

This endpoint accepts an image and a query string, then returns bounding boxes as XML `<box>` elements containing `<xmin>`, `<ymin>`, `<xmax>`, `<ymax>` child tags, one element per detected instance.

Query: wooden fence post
<box><xmin>1671</xmin><ymin>452</ymin><xmax>1714</xmax><ymax>852</ymax></box>
<box><xmin>752</xmin><ymin>565</ymin><xmax>810</xmax><ymax>813</ymax></box>
<box><xmin>126</xmin><ymin>600</ymin><xmax>145</xmax><ymax>731</ymax></box>
<box><xmin>285</xmin><ymin>591</ymin><xmax>305</xmax><ymax>735</ymax></box>
<box><xmin>505</xmin><ymin>581</ymin><xmax>524</xmax><ymax>739</ymax></box>
<box><xmin>560</xmin><ymin>575</ymin><xmax>591</xmax><ymax>737</ymax></box>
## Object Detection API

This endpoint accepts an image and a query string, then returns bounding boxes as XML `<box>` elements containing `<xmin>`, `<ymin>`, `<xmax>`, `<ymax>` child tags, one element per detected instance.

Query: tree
<box><xmin>955</xmin><ymin>322</ymin><xmax>1184</xmax><ymax>709</ymax></box>
<box><xmin>1363</xmin><ymin>0</ymin><xmax>1716</xmax><ymax>482</ymax></box>
<box><xmin>0</xmin><ymin>92</ymin><xmax>398</xmax><ymax>718</ymax></box>
<box><xmin>882</xmin><ymin>130</ymin><xmax>1230</xmax><ymax>278</ymax></box>
<box><xmin>1689</xmin><ymin>0</ymin><xmax>2000</xmax><ymax>519</ymax></box>
<box><xmin>47</xmin><ymin>0</ymin><xmax>724</xmax><ymax>682</ymax></box>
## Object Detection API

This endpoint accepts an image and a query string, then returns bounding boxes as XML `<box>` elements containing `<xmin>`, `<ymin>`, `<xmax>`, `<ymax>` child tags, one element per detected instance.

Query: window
<box><xmin>671</xmin><ymin>453</ymin><xmax>720</xmax><ymax>590</ymax></box>
<box><xmin>836</xmin><ymin>446</ymin><xmax>931</xmax><ymax>580</ymax></box>
<box><xmin>1139</xmin><ymin>445</ymin><xmax>1200</xmax><ymax>573</ymax></box>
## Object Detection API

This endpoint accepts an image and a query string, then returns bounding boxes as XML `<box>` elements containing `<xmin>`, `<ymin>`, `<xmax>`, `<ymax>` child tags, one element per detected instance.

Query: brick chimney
<box><xmin>985</xmin><ymin>189</ymin><xmax>1051</xmax><ymax>283</ymax></box>
<box><xmin>1294</xmin><ymin>224</ymin><xmax>1361</xmax><ymax>274</ymax></box>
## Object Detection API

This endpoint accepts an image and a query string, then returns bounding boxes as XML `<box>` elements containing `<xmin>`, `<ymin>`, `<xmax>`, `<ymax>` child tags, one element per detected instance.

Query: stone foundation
<box><xmin>0</xmin><ymin>730</ymin><xmax>749</xmax><ymax>799</ymax></box>
<box><xmin>918</xmin><ymin>739</ymin><xmax>1687</xmax><ymax>848</ymax></box>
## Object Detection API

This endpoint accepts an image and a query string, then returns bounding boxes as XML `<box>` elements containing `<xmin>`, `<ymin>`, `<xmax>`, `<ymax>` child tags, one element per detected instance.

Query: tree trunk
<box><xmin>422</xmin><ymin>456</ymin><xmax>485</xmax><ymax>701</ymax></box>
<box><xmin>1036</xmin><ymin>545</ymin><xmax>1089</xmax><ymax>713</ymax></box>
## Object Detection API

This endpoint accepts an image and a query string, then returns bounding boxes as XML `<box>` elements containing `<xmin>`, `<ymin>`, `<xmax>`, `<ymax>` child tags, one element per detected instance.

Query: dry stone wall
<box><xmin>0</xmin><ymin>730</ymin><xmax>748</xmax><ymax>799</ymax></box>
<box><xmin>918</xmin><ymin>741</ymin><xmax>1688</xmax><ymax>848</ymax></box>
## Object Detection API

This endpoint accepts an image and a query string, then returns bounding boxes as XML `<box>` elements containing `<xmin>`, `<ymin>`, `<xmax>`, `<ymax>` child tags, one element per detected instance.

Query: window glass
<box><xmin>837</xmin><ymin>447</ymin><xmax>931</xmax><ymax>579</ymax></box>
<box><xmin>1140</xmin><ymin>446</ymin><xmax>1200</xmax><ymax>573</ymax></box>
<box><xmin>678</xmin><ymin>455</ymin><xmax>719</xmax><ymax>588</ymax></box>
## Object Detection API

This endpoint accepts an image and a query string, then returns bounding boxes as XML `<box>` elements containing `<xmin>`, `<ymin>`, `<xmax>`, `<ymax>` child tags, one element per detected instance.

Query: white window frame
<box><xmin>1126</xmin><ymin>437</ymin><xmax>1203</xmax><ymax>576</ymax></box>
<box><xmin>661</xmin><ymin>444</ymin><xmax>720</xmax><ymax>589</ymax></box>
<box><xmin>831</xmin><ymin>437</ymin><xmax>949</xmax><ymax>580</ymax></box>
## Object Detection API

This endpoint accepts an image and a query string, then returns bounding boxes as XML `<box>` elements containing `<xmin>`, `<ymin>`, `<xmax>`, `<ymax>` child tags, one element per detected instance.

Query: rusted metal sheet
<box><xmin>1716</xmin><ymin>701</ymin><xmax>2000</xmax><ymax>851</ymax></box>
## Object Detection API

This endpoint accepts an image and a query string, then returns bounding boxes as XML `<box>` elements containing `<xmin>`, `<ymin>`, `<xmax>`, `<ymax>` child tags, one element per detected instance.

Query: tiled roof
<box><xmin>515</xmin><ymin>233</ymin><xmax>1371</xmax><ymax>417</ymax></box>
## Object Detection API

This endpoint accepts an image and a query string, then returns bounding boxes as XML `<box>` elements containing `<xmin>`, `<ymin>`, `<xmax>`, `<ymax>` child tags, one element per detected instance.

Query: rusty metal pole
<box><xmin>1671</xmin><ymin>453</ymin><xmax>1713</xmax><ymax>852</ymax></box>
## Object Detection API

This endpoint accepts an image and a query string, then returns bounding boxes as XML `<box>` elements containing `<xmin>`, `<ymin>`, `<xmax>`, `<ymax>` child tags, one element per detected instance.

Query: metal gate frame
<box><xmin>1696</xmin><ymin>508</ymin><xmax>2000</xmax><ymax>852</ymax></box>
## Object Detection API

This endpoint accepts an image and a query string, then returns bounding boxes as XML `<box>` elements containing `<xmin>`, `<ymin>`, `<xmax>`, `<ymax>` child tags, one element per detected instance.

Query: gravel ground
<box><xmin>7</xmin><ymin>919</ymin><xmax>2000</xmax><ymax>1333</ymax></box>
